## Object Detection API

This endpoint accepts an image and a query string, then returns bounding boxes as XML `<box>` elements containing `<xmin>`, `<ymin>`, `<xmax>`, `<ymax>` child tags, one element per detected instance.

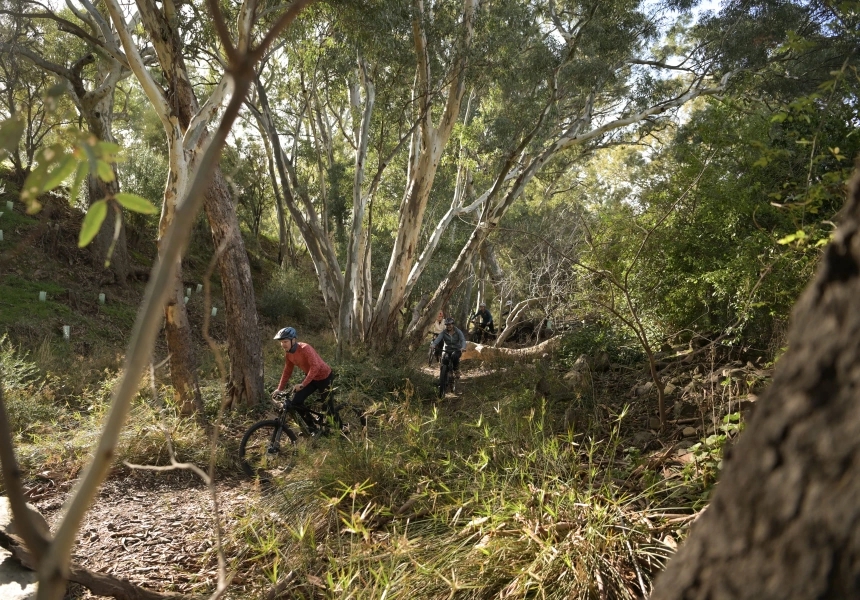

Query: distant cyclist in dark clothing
<box><xmin>430</xmin><ymin>318</ymin><xmax>467</xmax><ymax>375</ymax></box>
<box><xmin>471</xmin><ymin>302</ymin><xmax>495</xmax><ymax>334</ymax></box>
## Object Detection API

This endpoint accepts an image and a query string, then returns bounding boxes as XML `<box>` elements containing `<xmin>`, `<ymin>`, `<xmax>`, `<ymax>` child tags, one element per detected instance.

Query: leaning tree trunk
<box><xmin>651</xmin><ymin>166</ymin><xmax>860</xmax><ymax>598</ymax></box>
<box><xmin>203</xmin><ymin>171</ymin><xmax>264</xmax><ymax>408</ymax></box>
<box><xmin>133</xmin><ymin>0</ymin><xmax>265</xmax><ymax>408</ymax></box>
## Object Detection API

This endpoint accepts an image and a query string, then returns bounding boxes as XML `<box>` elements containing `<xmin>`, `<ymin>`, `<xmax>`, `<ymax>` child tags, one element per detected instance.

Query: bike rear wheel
<box><xmin>239</xmin><ymin>419</ymin><xmax>298</xmax><ymax>479</ymax></box>
<box><xmin>335</xmin><ymin>404</ymin><xmax>367</xmax><ymax>437</ymax></box>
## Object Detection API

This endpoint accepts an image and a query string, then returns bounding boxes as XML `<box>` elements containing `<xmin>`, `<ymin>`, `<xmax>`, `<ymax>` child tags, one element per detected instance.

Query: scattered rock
<box><xmin>592</xmin><ymin>351</ymin><xmax>610</xmax><ymax>372</ymax></box>
<box><xmin>0</xmin><ymin>497</ymin><xmax>49</xmax><ymax>539</ymax></box>
<box><xmin>676</xmin><ymin>452</ymin><xmax>696</xmax><ymax>465</ymax></box>
<box><xmin>682</xmin><ymin>426</ymin><xmax>698</xmax><ymax>437</ymax></box>
<box><xmin>648</xmin><ymin>417</ymin><xmax>662</xmax><ymax>430</ymax></box>
<box><xmin>632</xmin><ymin>431</ymin><xmax>655</xmax><ymax>446</ymax></box>
<box><xmin>635</xmin><ymin>381</ymin><xmax>654</xmax><ymax>396</ymax></box>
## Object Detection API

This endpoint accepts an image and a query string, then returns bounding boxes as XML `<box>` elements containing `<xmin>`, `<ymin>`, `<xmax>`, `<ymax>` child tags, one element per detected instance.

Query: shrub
<box><xmin>559</xmin><ymin>321</ymin><xmax>644</xmax><ymax>368</ymax></box>
<box><xmin>0</xmin><ymin>333</ymin><xmax>40</xmax><ymax>390</ymax></box>
<box><xmin>258</xmin><ymin>269</ymin><xmax>313</xmax><ymax>326</ymax></box>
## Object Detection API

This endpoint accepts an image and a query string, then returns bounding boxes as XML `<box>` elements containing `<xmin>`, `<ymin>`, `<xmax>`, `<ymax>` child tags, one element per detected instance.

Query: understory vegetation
<box><xmin>0</xmin><ymin>0</ymin><xmax>858</xmax><ymax>597</ymax></box>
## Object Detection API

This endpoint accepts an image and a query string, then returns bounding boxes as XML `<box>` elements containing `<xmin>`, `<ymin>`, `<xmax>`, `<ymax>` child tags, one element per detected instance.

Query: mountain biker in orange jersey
<box><xmin>272</xmin><ymin>327</ymin><xmax>334</xmax><ymax>425</ymax></box>
<box><xmin>428</xmin><ymin>310</ymin><xmax>446</xmax><ymax>361</ymax></box>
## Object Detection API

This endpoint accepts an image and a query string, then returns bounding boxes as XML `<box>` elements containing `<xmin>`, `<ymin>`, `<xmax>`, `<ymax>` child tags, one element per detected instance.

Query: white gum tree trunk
<box><xmin>404</xmin><ymin>73</ymin><xmax>736</xmax><ymax>347</ymax></box>
<box><xmin>338</xmin><ymin>58</ymin><xmax>375</xmax><ymax>348</ymax></box>
<box><xmin>250</xmin><ymin>75</ymin><xmax>344</xmax><ymax>324</ymax></box>
<box><xmin>371</xmin><ymin>0</ymin><xmax>476</xmax><ymax>342</ymax></box>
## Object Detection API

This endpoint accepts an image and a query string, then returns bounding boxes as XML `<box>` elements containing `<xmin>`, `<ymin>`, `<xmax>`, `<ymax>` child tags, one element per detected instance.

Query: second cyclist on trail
<box><xmin>430</xmin><ymin>317</ymin><xmax>467</xmax><ymax>378</ymax></box>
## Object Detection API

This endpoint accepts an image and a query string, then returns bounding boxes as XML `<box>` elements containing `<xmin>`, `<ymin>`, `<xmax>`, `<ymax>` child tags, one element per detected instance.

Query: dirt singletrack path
<box><xmin>35</xmin><ymin>472</ymin><xmax>250</xmax><ymax>597</ymax></box>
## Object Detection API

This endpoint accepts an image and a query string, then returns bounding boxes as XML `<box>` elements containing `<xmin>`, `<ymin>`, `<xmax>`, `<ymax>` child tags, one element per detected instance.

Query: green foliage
<box><xmin>0</xmin><ymin>335</ymin><xmax>60</xmax><ymax>436</ymax></box>
<box><xmin>683</xmin><ymin>412</ymin><xmax>744</xmax><ymax>496</ymax></box>
<box><xmin>257</xmin><ymin>269</ymin><xmax>314</xmax><ymax>326</ymax></box>
<box><xmin>559</xmin><ymin>322</ymin><xmax>644</xmax><ymax>367</ymax></box>
<box><xmin>0</xmin><ymin>334</ymin><xmax>41</xmax><ymax>391</ymax></box>
<box><xmin>0</xmin><ymin>115</ymin><xmax>25</xmax><ymax>156</ymax></box>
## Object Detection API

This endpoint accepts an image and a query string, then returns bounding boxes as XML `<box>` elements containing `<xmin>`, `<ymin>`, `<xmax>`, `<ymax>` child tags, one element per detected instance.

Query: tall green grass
<box><xmin>227</xmin><ymin>387</ymin><xmax>681</xmax><ymax>599</ymax></box>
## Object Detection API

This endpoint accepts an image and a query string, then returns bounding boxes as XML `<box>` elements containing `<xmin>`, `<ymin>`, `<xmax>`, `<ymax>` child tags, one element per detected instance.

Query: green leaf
<box><xmin>96</xmin><ymin>160</ymin><xmax>115</xmax><ymax>182</ymax></box>
<box><xmin>80</xmin><ymin>140</ymin><xmax>98</xmax><ymax>175</ymax></box>
<box><xmin>770</xmin><ymin>112</ymin><xmax>788</xmax><ymax>123</ymax></box>
<box><xmin>0</xmin><ymin>116</ymin><xmax>24</xmax><ymax>156</ymax></box>
<box><xmin>776</xmin><ymin>233</ymin><xmax>797</xmax><ymax>245</ymax></box>
<box><xmin>96</xmin><ymin>141</ymin><xmax>121</xmax><ymax>162</ymax></box>
<box><xmin>96</xmin><ymin>141</ymin><xmax>120</xmax><ymax>155</ymax></box>
<box><xmin>43</xmin><ymin>154</ymin><xmax>78</xmax><ymax>192</ymax></box>
<box><xmin>69</xmin><ymin>161</ymin><xmax>88</xmax><ymax>205</ymax></box>
<box><xmin>114</xmin><ymin>192</ymin><xmax>158</xmax><ymax>214</ymax></box>
<box><xmin>78</xmin><ymin>200</ymin><xmax>108</xmax><ymax>247</ymax></box>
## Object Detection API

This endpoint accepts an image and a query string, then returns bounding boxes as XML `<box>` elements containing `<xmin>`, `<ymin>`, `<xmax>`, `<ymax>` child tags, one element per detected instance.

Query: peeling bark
<box><xmin>107</xmin><ymin>0</ymin><xmax>263</xmax><ymax>408</ymax></box>
<box><xmin>372</xmin><ymin>0</ymin><xmax>476</xmax><ymax>342</ymax></box>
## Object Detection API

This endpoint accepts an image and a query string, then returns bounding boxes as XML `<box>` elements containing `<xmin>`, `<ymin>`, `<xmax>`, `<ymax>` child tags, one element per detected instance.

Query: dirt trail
<box><xmin>35</xmin><ymin>473</ymin><xmax>249</xmax><ymax>597</ymax></box>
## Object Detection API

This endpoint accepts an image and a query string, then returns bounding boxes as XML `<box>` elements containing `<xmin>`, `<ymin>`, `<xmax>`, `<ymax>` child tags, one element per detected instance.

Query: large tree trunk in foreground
<box><xmin>652</xmin><ymin>166</ymin><xmax>860</xmax><ymax>598</ymax></box>
<box><xmin>131</xmin><ymin>0</ymin><xmax>264</xmax><ymax>408</ymax></box>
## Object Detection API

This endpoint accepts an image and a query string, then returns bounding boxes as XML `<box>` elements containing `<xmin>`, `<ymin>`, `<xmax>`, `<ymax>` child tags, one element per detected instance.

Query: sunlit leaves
<box><xmin>115</xmin><ymin>192</ymin><xmax>158</xmax><ymax>214</ymax></box>
<box><xmin>0</xmin><ymin>115</ymin><xmax>24</xmax><ymax>157</ymax></box>
<box><xmin>69</xmin><ymin>161</ymin><xmax>88</xmax><ymax>206</ymax></box>
<box><xmin>0</xmin><ymin>114</ymin><xmax>158</xmax><ymax>248</ymax></box>
<box><xmin>78</xmin><ymin>199</ymin><xmax>108</xmax><ymax>247</ymax></box>
<box><xmin>776</xmin><ymin>230</ymin><xmax>806</xmax><ymax>245</ymax></box>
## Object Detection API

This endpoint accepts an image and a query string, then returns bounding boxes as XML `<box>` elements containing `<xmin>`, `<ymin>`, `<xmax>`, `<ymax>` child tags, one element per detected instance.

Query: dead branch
<box><xmin>0</xmin><ymin>526</ymin><xmax>194</xmax><ymax>600</ymax></box>
<box><xmin>461</xmin><ymin>336</ymin><xmax>561</xmax><ymax>362</ymax></box>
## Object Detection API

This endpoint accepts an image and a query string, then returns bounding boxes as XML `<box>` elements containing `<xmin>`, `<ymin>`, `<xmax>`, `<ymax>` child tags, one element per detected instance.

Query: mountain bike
<box><xmin>239</xmin><ymin>390</ymin><xmax>365</xmax><ymax>480</ymax></box>
<box><xmin>427</xmin><ymin>332</ymin><xmax>441</xmax><ymax>366</ymax></box>
<box><xmin>437</xmin><ymin>346</ymin><xmax>460</xmax><ymax>398</ymax></box>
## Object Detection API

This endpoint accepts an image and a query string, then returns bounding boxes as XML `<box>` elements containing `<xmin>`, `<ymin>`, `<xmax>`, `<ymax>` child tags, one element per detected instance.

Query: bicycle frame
<box><xmin>273</xmin><ymin>391</ymin><xmax>338</xmax><ymax>436</ymax></box>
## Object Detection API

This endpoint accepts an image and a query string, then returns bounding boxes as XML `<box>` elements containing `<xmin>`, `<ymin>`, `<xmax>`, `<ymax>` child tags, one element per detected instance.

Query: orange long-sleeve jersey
<box><xmin>276</xmin><ymin>342</ymin><xmax>332</xmax><ymax>390</ymax></box>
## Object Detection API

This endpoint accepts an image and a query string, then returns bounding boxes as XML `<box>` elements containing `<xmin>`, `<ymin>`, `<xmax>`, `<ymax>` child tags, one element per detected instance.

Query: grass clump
<box><xmin>227</xmin><ymin>385</ymin><xmax>680</xmax><ymax>599</ymax></box>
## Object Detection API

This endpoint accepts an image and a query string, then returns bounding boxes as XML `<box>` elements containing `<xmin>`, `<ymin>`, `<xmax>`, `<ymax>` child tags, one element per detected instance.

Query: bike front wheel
<box><xmin>438</xmin><ymin>363</ymin><xmax>449</xmax><ymax>398</ymax></box>
<box><xmin>239</xmin><ymin>419</ymin><xmax>298</xmax><ymax>480</ymax></box>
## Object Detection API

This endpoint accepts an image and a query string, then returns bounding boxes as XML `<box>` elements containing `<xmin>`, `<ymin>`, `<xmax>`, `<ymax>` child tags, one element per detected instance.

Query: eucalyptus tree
<box><xmin>102</xmin><ymin>0</ymin><xmax>266</xmax><ymax>409</ymax></box>
<box><xmin>249</xmin><ymin>0</ymin><xmax>743</xmax><ymax>350</ymax></box>
<box><xmin>0</xmin><ymin>38</ymin><xmax>57</xmax><ymax>181</ymax></box>
<box><xmin>251</xmin><ymin>0</ymin><xmax>477</xmax><ymax>344</ymax></box>
<box><xmin>0</xmin><ymin>0</ymin><xmax>132</xmax><ymax>282</ymax></box>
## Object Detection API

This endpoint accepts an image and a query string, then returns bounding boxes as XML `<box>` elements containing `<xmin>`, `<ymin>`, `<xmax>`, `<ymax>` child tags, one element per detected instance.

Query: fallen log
<box><xmin>461</xmin><ymin>336</ymin><xmax>561</xmax><ymax>362</ymax></box>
